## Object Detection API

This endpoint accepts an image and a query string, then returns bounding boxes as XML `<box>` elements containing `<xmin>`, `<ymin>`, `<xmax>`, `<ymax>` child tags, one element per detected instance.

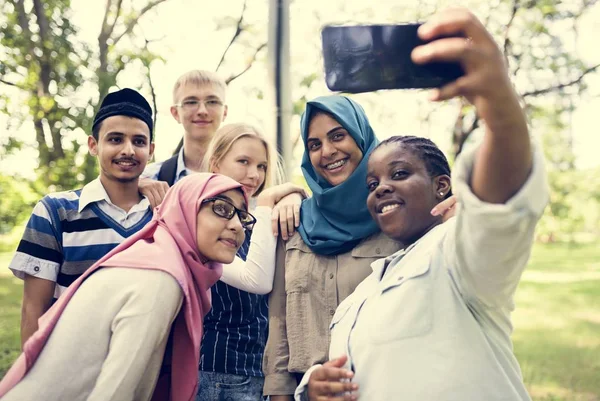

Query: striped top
<box><xmin>9</xmin><ymin>183</ymin><xmax>152</xmax><ymax>299</ymax></box>
<box><xmin>200</xmin><ymin>232</ymin><xmax>269</xmax><ymax>377</ymax></box>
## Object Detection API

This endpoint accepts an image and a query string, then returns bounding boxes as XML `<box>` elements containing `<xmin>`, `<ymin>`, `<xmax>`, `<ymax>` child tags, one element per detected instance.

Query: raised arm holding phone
<box><xmin>299</xmin><ymin>7</ymin><xmax>546</xmax><ymax>401</ymax></box>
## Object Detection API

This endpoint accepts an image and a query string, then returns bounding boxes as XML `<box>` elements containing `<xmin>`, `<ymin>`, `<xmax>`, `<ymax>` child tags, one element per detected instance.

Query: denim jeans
<box><xmin>196</xmin><ymin>371</ymin><xmax>265</xmax><ymax>401</ymax></box>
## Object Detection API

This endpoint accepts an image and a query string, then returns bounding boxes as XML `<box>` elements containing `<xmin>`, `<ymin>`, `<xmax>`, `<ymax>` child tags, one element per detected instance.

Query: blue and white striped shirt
<box><xmin>9</xmin><ymin>182</ymin><xmax>152</xmax><ymax>299</ymax></box>
<box><xmin>200</xmin><ymin>233</ymin><xmax>269</xmax><ymax>377</ymax></box>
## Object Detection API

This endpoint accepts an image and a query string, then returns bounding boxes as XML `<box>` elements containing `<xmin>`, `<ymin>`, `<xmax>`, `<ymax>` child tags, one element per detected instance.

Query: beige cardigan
<box><xmin>263</xmin><ymin>231</ymin><xmax>403</xmax><ymax>396</ymax></box>
<box><xmin>3</xmin><ymin>268</ymin><xmax>182</xmax><ymax>401</ymax></box>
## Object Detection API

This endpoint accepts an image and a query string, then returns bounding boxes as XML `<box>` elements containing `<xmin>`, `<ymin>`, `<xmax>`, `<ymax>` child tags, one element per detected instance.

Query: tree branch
<box><xmin>14</xmin><ymin>0</ymin><xmax>34</xmax><ymax>61</ymax></box>
<box><xmin>451</xmin><ymin>99</ymin><xmax>480</xmax><ymax>158</ymax></box>
<box><xmin>107</xmin><ymin>0</ymin><xmax>124</xmax><ymax>40</ymax></box>
<box><xmin>143</xmin><ymin>41</ymin><xmax>158</xmax><ymax>130</ymax></box>
<box><xmin>0</xmin><ymin>78</ymin><xmax>27</xmax><ymax>90</ymax></box>
<box><xmin>30</xmin><ymin>0</ymin><xmax>63</xmax><ymax>159</ymax></box>
<box><xmin>33</xmin><ymin>118</ymin><xmax>51</xmax><ymax>165</ymax></box>
<box><xmin>465</xmin><ymin>113</ymin><xmax>480</xmax><ymax>136</ymax></box>
<box><xmin>99</xmin><ymin>0</ymin><xmax>112</xmax><ymax>42</ymax></box>
<box><xmin>112</xmin><ymin>0</ymin><xmax>168</xmax><ymax>46</ymax></box>
<box><xmin>32</xmin><ymin>0</ymin><xmax>50</xmax><ymax>45</ymax></box>
<box><xmin>225</xmin><ymin>42</ymin><xmax>267</xmax><ymax>84</ymax></box>
<box><xmin>98</xmin><ymin>0</ymin><xmax>114</xmax><ymax>85</ymax></box>
<box><xmin>522</xmin><ymin>63</ymin><xmax>600</xmax><ymax>98</ymax></box>
<box><xmin>215</xmin><ymin>0</ymin><xmax>247</xmax><ymax>71</ymax></box>
<box><xmin>32</xmin><ymin>0</ymin><xmax>52</xmax><ymax>95</ymax></box>
<box><xmin>502</xmin><ymin>0</ymin><xmax>519</xmax><ymax>66</ymax></box>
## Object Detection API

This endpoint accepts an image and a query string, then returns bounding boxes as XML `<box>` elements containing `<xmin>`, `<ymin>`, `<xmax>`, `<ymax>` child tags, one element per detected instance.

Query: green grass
<box><xmin>0</xmin><ymin>252</ymin><xmax>13</xmax><ymax>271</ymax></box>
<box><xmin>513</xmin><ymin>243</ymin><xmax>600</xmax><ymax>400</ymax></box>
<box><xmin>0</xmin><ymin>243</ymin><xmax>599</xmax><ymax>399</ymax></box>
<box><xmin>526</xmin><ymin>242</ymin><xmax>600</xmax><ymax>273</ymax></box>
<box><xmin>0</xmin><ymin>251</ymin><xmax>21</xmax><ymax>379</ymax></box>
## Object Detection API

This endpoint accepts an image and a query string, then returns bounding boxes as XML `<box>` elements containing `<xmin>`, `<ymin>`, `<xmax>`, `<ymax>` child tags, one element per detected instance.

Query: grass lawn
<box><xmin>0</xmin><ymin>252</ymin><xmax>20</xmax><ymax>378</ymax></box>
<box><xmin>0</xmin><ymin>243</ymin><xmax>599</xmax><ymax>399</ymax></box>
<box><xmin>514</xmin><ymin>243</ymin><xmax>600</xmax><ymax>401</ymax></box>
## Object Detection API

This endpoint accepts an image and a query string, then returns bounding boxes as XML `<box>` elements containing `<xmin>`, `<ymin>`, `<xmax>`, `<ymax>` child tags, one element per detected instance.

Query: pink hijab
<box><xmin>0</xmin><ymin>173</ymin><xmax>247</xmax><ymax>401</ymax></box>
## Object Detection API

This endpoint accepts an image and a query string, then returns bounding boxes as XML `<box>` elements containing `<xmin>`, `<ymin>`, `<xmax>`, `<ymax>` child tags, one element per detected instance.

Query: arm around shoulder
<box><xmin>219</xmin><ymin>206</ymin><xmax>276</xmax><ymax>294</ymax></box>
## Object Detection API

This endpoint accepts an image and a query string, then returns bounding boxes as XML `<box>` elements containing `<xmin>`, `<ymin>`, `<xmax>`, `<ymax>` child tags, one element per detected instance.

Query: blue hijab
<box><xmin>297</xmin><ymin>95</ymin><xmax>380</xmax><ymax>255</ymax></box>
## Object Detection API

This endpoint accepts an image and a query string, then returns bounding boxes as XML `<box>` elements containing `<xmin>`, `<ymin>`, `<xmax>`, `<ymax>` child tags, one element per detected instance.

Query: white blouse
<box><xmin>219</xmin><ymin>205</ymin><xmax>277</xmax><ymax>294</ymax></box>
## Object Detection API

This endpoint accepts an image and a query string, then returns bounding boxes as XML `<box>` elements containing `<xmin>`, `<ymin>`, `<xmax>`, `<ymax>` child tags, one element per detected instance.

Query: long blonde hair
<box><xmin>203</xmin><ymin>123</ymin><xmax>285</xmax><ymax>196</ymax></box>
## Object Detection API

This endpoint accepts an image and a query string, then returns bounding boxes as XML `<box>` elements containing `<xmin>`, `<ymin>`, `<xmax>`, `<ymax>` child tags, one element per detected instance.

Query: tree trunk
<box><xmin>34</xmin><ymin>118</ymin><xmax>51</xmax><ymax>166</ymax></box>
<box><xmin>451</xmin><ymin>101</ymin><xmax>480</xmax><ymax>159</ymax></box>
<box><xmin>32</xmin><ymin>0</ymin><xmax>64</xmax><ymax>161</ymax></box>
<box><xmin>451</xmin><ymin>107</ymin><xmax>466</xmax><ymax>159</ymax></box>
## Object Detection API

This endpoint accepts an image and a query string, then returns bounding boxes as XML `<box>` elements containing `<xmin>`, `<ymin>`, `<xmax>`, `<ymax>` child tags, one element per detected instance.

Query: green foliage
<box><xmin>0</xmin><ymin>273</ymin><xmax>22</xmax><ymax>378</ymax></box>
<box><xmin>536</xmin><ymin>167</ymin><xmax>600</xmax><ymax>242</ymax></box>
<box><xmin>0</xmin><ymin>175</ymin><xmax>38</xmax><ymax>235</ymax></box>
<box><xmin>1</xmin><ymin>0</ymin><xmax>599</xmax><ymax>244</ymax></box>
<box><xmin>0</xmin><ymin>0</ymin><xmax>165</xmax><ymax>194</ymax></box>
<box><xmin>527</xmin><ymin>103</ymin><xmax>600</xmax><ymax>242</ymax></box>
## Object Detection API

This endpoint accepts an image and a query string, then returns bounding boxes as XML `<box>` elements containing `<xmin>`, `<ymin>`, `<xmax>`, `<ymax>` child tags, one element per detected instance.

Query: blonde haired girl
<box><xmin>198</xmin><ymin>123</ymin><xmax>305</xmax><ymax>401</ymax></box>
<box><xmin>203</xmin><ymin>123</ymin><xmax>285</xmax><ymax>196</ymax></box>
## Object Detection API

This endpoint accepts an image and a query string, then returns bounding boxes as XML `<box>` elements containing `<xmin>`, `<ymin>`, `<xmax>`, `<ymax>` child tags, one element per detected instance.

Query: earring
<box><xmin>439</xmin><ymin>192</ymin><xmax>444</xmax><ymax>196</ymax></box>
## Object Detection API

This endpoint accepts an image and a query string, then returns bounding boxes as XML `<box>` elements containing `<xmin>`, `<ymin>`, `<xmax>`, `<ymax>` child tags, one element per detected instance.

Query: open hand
<box><xmin>271</xmin><ymin>192</ymin><xmax>304</xmax><ymax>240</ymax></box>
<box><xmin>257</xmin><ymin>183</ymin><xmax>308</xmax><ymax>239</ymax></box>
<box><xmin>308</xmin><ymin>356</ymin><xmax>358</xmax><ymax>401</ymax></box>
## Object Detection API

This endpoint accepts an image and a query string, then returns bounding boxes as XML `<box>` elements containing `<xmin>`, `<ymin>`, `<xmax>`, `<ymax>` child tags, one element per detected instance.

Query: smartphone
<box><xmin>321</xmin><ymin>23</ymin><xmax>464</xmax><ymax>93</ymax></box>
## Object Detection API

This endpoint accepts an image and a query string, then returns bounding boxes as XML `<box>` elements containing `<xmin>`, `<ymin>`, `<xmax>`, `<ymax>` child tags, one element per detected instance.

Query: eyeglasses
<box><xmin>174</xmin><ymin>98</ymin><xmax>224</xmax><ymax>112</ymax></box>
<box><xmin>201</xmin><ymin>197</ymin><xmax>256</xmax><ymax>230</ymax></box>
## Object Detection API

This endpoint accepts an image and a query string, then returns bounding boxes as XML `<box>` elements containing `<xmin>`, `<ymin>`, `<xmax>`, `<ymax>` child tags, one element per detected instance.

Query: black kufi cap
<box><xmin>92</xmin><ymin>88</ymin><xmax>153</xmax><ymax>139</ymax></box>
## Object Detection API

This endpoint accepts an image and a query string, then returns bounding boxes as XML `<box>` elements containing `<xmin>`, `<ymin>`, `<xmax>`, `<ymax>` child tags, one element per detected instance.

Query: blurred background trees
<box><xmin>1</xmin><ymin>0</ymin><xmax>599</xmax><ymax>244</ymax></box>
<box><xmin>1</xmin><ymin>1</ymin><xmax>600</xmax><ymax>396</ymax></box>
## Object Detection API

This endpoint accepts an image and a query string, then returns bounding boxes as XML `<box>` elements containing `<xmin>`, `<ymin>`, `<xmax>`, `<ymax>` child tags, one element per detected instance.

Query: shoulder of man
<box><xmin>156</xmin><ymin>154</ymin><xmax>179</xmax><ymax>185</ymax></box>
<box><xmin>36</xmin><ymin>188</ymin><xmax>85</xmax><ymax>226</ymax></box>
<box><xmin>39</xmin><ymin>188</ymin><xmax>84</xmax><ymax>210</ymax></box>
<box><xmin>141</xmin><ymin>160</ymin><xmax>165</xmax><ymax>181</ymax></box>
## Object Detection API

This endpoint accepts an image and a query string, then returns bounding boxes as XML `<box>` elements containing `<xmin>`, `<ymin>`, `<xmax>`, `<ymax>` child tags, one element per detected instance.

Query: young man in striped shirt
<box><xmin>9</xmin><ymin>88</ymin><xmax>156</xmax><ymax>346</ymax></box>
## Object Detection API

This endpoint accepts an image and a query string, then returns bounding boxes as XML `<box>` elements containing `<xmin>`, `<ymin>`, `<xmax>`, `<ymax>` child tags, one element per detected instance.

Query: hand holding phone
<box><xmin>321</xmin><ymin>23</ymin><xmax>464</xmax><ymax>93</ymax></box>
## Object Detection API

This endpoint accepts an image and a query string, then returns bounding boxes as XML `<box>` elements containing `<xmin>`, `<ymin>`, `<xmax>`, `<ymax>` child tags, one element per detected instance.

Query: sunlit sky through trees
<box><xmin>1</xmin><ymin>0</ymin><xmax>599</xmax><ymax>179</ymax></box>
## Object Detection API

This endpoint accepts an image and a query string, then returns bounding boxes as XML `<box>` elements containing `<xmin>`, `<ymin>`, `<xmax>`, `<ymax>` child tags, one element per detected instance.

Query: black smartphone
<box><xmin>321</xmin><ymin>23</ymin><xmax>464</xmax><ymax>93</ymax></box>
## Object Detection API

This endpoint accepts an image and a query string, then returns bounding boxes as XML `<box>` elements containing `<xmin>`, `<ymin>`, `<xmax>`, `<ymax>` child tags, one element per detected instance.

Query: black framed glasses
<box><xmin>201</xmin><ymin>197</ymin><xmax>256</xmax><ymax>230</ymax></box>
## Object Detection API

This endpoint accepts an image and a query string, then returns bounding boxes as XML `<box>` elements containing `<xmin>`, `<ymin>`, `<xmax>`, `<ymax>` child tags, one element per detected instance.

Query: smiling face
<box><xmin>212</xmin><ymin>136</ymin><xmax>268</xmax><ymax>198</ymax></box>
<box><xmin>171</xmin><ymin>83</ymin><xmax>228</xmax><ymax>143</ymax></box>
<box><xmin>88</xmin><ymin>115</ymin><xmax>154</xmax><ymax>184</ymax></box>
<box><xmin>366</xmin><ymin>143</ymin><xmax>451</xmax><ymax>245</ymax></box>
<box><xmin>196</xmin><ymin>189</ymin><xmax>246</xmax><ymax>264</ymax></box>
<box><xmin>306</xmin><ymin>112</ymin><xmax>363</xmax><ymax>186</ymax></box>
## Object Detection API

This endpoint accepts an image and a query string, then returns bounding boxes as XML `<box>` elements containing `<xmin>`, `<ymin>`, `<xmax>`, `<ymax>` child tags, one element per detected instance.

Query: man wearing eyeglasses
<box><xmin>140</xmin><ymin>70</ymin><xmax>228</xmax><ymax>207</ymax></box>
